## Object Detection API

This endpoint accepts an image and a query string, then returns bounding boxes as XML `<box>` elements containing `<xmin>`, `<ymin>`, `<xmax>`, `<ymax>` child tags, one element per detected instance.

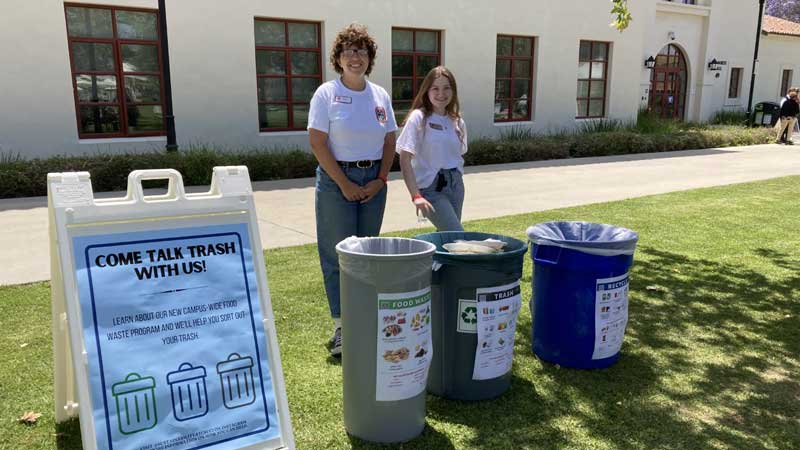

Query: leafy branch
<box><xmin>611</xmin><ymin>0</ymin><xmax>633</xmax><ymax>32</ymax></box>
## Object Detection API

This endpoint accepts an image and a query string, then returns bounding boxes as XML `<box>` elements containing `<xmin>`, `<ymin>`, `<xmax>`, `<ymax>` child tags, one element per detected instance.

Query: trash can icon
<box><xmin>216</xmin><ymin>353</ymin><xmax>257</xmax><ymax>409</ymax></box>
<box><xmin>111</xmin><ymin>373</ymin><xmax>158</xmax><ymax>435</ymax></box>
<box><xmin>166</xmin><ymin>363</ymin><xmax>209</xmax><ymax>421</ymax></box>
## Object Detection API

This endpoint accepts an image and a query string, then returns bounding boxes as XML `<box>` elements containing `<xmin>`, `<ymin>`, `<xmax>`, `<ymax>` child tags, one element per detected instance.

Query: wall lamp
<box><xmin>707</xmin><ymin>58</ymin><xmax>722</xmax><ymax>71</ymax></box>
<box><xmin>644</xmin><ymin>56</ymin><xmax>656</xmax><ymax>69</ymax></box>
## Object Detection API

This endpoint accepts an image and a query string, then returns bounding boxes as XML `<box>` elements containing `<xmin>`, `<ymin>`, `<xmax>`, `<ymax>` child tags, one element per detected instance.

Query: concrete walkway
<box><xmin>2</xmin><ymin>144</ymin><xmax>799</xmax><ymax>286</ymax></box>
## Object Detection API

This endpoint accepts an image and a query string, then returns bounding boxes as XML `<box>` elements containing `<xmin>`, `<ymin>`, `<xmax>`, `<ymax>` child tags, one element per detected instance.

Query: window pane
<box><xmin>512</xmin><ymin>79</ymin><xmax>529</xmax><ymax>98</ymax></box>
<box><xmin>393</xmin><ymin>101</ymin><xmax>411</xmax><ymax>124</ymax></box>
<box><xmin>576</xmin><ymin>99</ymin><xmax>588</xmax><ymax>117</ymax></box>
<box><xmin>494</xmin><ymin>101</ymin><xmax>510</xmax><ymax>121</ymax></box>
<box><xmin>592</xmin><ymin>43</ymin><xmax>608</xmax><ymax>61</ymax></box>
<box><xmin>292</xmin><ymin>104</ymin><xmax>309</xmax><ymax>128</ymax></box>
<box><xmin>79</xmin><ymin>106</ymin><xmax>120</xmax><ymax>133</ymax></box>
<box><xmin>513</xmin><ymin>37</ymin><xmax>532</xmax><ymax>57</ymax></box>
<box><xmin>76</xmin><ymin>75</ymin><xmax>118</xmax><ymax>102</ymax></box>
<box><xmin>291</xmin><ymin>78</ymin><xmax>319</xmax><ymax>102</ymax></box>
<box><xmin>255</xmin><ymin>20</ymin><xmax>285</xmax><ymax>46</ymax></box>
<box><xmin>256</xmin><ymin>50</ymin><xmax>286</xmax><ymax>75</ymax></box>
<box><xmin>579</xmin><ymin>41</ymin><xmax>592</xmax><ymax>61</ymax></box>
<box><xmin>392</xmin><ymin>55</ymin><xmax>413</xmax><ymax>77</ymax></box>
<box><xmin>588</xmin><ymin>99</ymin><xmax>604</xmax><ymax>117</ymax></box>
<box><xmin>73</xmin><ymin>43</ymin><xmax>115</xmax><ymax>71</ymax></box>
<box><xmin>416</xmin><ymin>55</ymin><xmax>438</xmax><ymax>76</ymax></box>
<box><xmin>291</xmin><ymin>51</ymin><xmax>319</xmax><ymax>75</ymax></box>
<box><xmin>590</xmin><ymin>81</ymin><xmax>605</xmax><ymax>98</ymax></box>
<box><xmin>576</xmin><ymin>80</ymin><xmax>589</xmax><ymax>98</ymax></box>
<box><xmin>124</xmin><ymin>75</ymin><xmax>161</xmax><ymax>103</ymax></box>
<box><xmin>513</xmin><ymin>60</ymin><xmax>531</xmax><ymax>78</ymax></box>
<box><xmin>288</xmin><ymin>23</ymin><xmax>317</xmax><ymax>48</ymax></box>
<box><xmin>116</xmin><ymin>10</ymin><xmax>157</xmax><ymax>40</ymax></box>
<box><xmin>497</xmin><ymin>36</ymin><xmax>512</xmax><ymax>56</ymax></box>
<box><xmin>512</xmin><ymin>99</ymin><xmax>528</xmax><ymax>119</ymax></box>
<box><xmin>258</xmin><ymin>78</ymin><xmax>287</xmax><ymax>102</ymax></box>
<box><xmin>121</xmin><ymin>44</ymin><xmax>159</xmax><ymax>72</ymax></box>
<box><xmin>392</xmin><ymin>29</ymin><xmax>413</xmax><ymax>51</ymax></box>
<box><xmin>495</xmin><ymin>80</ymin><xmax>510</xmax><ymax>99</ymax></box>
<box><xmin>496</xmin><ymin>59</ymin><xmax>511</xmax><ymax>78</ymax></box>
<box><xmin>393</xmin><ymin>79</ymin><xmax>413</xmax><ymax>101</ymax></box>
<box><xmin>127</xmin><ymin>105</ymin><xmax>163</xmax><ymax>132</ymax></box>
<box><xmin>591</xmin><ymin>62</ymin><xmax>605</xmax><ymax>79</ymax></box>
<box><xmin>415</xmin><ymin>31</ymin><xmax>438</xmax><ymax>52</ymax></box>
<box><xmin>259</xmin><ymin>104</ymin><xmax>288</xmax><ymax>129</ymax></box>
<box><xmin>66</xmin><ymin>7</ymin><xmax>113</xmax><ymax>38</ymax></box>
<box><xmin>577</xmin><ymin>61</ymin><xmax>590</xmax><ymax>79</ymax></box>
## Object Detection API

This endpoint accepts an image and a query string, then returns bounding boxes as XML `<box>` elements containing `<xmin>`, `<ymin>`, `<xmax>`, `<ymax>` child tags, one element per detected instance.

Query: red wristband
<box><xmin>377</xmin><ymin>174</ymin><xmax>388</xmax><ymax>184</ymax></box>
<box><xmin>412</xmin><ymin>194</ymin><xmax>423</xmax><ymax>201</ymax></box>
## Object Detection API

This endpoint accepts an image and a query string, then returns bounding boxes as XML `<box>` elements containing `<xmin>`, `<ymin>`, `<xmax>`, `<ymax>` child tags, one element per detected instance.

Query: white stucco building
<box><xmin>754</xmin><ymin>15</ymin><xmax>800</xmax><ymax>104</ymax></box>
<box><xmin>0</xmin><ymin>0</ymin><xmax>783</xmax><ymax>158</ymax></box>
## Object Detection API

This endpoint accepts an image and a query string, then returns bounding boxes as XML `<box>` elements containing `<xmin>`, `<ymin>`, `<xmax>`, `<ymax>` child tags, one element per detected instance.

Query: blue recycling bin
<box><xmin>527</xmin><ymin>222</ymin><xmax>639</xmax><ymax>369</ymax></box>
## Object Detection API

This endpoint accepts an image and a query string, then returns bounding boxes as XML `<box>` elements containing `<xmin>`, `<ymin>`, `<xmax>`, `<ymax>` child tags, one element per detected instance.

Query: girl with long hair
<box><xmin>396</xmin><ymin>66</ymin><xmax>468</xmax><ymax>231</ymax></box>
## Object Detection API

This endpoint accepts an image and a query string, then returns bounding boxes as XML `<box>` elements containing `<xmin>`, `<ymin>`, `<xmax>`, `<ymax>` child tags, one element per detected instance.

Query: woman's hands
<box><xmin>413</xmin><ymin>194</ymin><xmax>436</xmax><ymax>217</ymax></box>
<box><xmin>360</xmin><ymin>179</ymin><xmax>385</xmax><ymax>203</ymax></box>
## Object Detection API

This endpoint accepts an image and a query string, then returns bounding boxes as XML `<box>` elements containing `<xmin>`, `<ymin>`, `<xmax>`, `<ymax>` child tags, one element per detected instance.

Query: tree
<box><xmin>766</xmin><ymin>0</ymin><xmax>800</xmax><ymax>21</ymax></box>
<box><xmin>611</xmin><ymin>0</ymin><xmax>633</xmax><ymax>32</ymax></box>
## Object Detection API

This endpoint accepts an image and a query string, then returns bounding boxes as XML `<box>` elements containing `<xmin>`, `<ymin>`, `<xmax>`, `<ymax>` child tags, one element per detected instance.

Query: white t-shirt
<box><xmin>396</xmin><ymin>109</ymin><xmax>468</xmax><ymax>189</ymax></box>
<box><xmin>307</xmin><ymin>78</ymin><xmax>398</xmax><ymax>161</ymax></box>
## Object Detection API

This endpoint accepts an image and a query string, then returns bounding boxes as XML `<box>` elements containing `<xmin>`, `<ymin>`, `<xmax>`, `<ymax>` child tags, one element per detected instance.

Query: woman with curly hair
<box><xmin>307</xmin><ymin>23</ymin><xmax>397</xmax><ymax>357</ymax></box>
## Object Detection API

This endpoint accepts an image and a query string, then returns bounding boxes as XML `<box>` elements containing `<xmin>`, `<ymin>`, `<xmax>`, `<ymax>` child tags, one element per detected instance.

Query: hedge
<box><xmin>0</xmin><ymin>126</ymin><xmax>774</xmax><ymax>199</ymax></box>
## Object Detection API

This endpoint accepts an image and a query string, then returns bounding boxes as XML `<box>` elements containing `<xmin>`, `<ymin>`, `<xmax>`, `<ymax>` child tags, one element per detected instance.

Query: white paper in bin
<box><xmin>111</xmin><ymin>373</ymin><xmax>158</xmax><ymax>435</ymax></box>
<box><xmin>166</xmin><ymin>363</ymin><xmax>209</xmax><ymax>421</ymax></box>
<box><xmin>216</xmin><ymin>353</ymin><xmax>257</xmax><ymax>409</ymax></box>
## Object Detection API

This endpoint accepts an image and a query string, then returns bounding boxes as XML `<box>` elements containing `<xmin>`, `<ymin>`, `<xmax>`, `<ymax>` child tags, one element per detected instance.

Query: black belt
<box><xmin>338</xmin><ymin>159</ymin><xmax>380</xmax><ymax>168</ymax></box>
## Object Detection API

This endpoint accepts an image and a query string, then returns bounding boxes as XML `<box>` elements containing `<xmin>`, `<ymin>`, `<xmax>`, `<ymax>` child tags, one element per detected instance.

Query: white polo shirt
<box><xmin>307</xmin><ymin>78</ymin><xmax>397</xmax><ymax>162</ymax></box>
<box><xmin>396</xmin><ymin>109</ymin><xmax>468</xmax><ymax>189</ymax></box>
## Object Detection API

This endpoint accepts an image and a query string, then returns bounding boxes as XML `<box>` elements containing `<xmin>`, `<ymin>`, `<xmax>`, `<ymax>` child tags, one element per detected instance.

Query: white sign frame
<box><xmin>48</xmin><ymin>167</ymin><xmax>294</xmax><ymax>450</ymax></box>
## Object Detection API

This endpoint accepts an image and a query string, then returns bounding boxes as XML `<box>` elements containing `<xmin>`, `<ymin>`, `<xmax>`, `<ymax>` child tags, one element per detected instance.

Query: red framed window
<box><xmin>65</xmin><ymin>4</ymin><xmax>166</xmax><ymax>138</ymax></box>
<box><xmin>576</xmin><ymin>41</ymin><xmax>610</xmax><ymax>118</ymax></box>
<box><xmin>391</xmin><ymin>28</ymin><xmax>441</xmax><ymax>123</ymax></box>
<box><xmin>255</xmin><ymin>19</ymin><xmax>322</xmax><ymax>131</ymax></box>
<box><xmin>494</xmin><ymin>35</ymin><xmax>534</xmax><ymax>122</ymax></box>
<box><xmin>728</xmin><ymin>67</ymin><xmax>743</xmax><ymax>99</ymax></box>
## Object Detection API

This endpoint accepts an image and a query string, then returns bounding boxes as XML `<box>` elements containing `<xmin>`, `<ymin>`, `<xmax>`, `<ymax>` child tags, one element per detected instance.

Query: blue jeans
<box><xmin>419</xmin><ymin>168</ymin><xmax>465</xmax><ymax>232</ymax></box>
<box><xmin>315</xmin><ymin>163</ymin><xmax>387</xmax><ymax>318</ymax></box>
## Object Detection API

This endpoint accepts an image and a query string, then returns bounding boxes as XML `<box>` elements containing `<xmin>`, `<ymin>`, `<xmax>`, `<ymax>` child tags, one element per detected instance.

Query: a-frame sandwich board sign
<box><xmin>49</xmin><ymin>167</ymin><xmax>294</xmax><ymax>450</ymax></box>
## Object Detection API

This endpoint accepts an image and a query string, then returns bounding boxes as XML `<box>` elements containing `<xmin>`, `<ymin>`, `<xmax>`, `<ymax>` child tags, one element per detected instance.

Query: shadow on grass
<box><xmin>55</xmin><ymin>419</ymin><xmax>82</xmax><ymax>450</ymax></box>
<box><xmin>347</xmin><ymin>423</ymin><xmax>457</xmax><ymax>450</ymax></box>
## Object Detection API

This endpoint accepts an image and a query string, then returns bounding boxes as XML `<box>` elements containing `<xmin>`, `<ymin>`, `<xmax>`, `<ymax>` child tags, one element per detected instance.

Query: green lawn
<box><xmin>2</xmin><ymin>177</ymin><xmax>799</xmax><ymax>449</ymax></box>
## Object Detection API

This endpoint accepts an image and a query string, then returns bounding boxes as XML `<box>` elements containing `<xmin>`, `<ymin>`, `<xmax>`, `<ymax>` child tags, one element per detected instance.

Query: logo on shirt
<box><xmin>428</xmin><ymin>122</ymin><xmax>444</xmax><ymax>131</ymax></box>
<box><xmin>375</xmin><ymin>106</ymin><xmax>387</xmax><ymax>124</ymax></box>
<box><xmin>334</xmin><ymin>95</ymin><xmax>352</xmax><ymax>104</ymax></box>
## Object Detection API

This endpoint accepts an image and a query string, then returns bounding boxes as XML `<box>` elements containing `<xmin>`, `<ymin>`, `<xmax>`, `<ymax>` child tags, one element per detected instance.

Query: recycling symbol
<box><xmin>461</xmin><ymin>306</ymin><xmax>477</xmax><ymax>324</ymax></box>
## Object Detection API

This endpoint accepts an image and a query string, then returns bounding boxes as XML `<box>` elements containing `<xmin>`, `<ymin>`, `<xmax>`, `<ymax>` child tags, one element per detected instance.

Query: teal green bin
<box><xmin>414</xmin><ymin>232</ymin><xmax>527</xmax><ymax>401</ymax></box>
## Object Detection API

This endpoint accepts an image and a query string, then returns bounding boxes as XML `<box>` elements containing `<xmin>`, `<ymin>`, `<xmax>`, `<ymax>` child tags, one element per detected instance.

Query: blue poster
<box><xmin>72</xmin><ymin>223</ymin><xmax>280</xmax><ymax>450</ymax></box>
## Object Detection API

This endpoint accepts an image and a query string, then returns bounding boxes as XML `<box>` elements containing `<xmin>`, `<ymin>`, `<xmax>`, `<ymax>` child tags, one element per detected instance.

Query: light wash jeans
<box><xmin>315</xmin><ymin>163</ymin><xmax>386</xmax><ymax>318</ymax></box>
<box><xmin>419</xmin><ymin>168</ymin><xmax>465</xmax><ymax>232</ymax></box>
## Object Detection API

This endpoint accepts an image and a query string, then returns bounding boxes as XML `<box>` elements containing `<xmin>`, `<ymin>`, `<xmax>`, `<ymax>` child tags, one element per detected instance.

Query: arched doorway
<box><xmin>649</xmin><ymin>44</ymin><xmax>688</xmax><ymax>120</ymax></box>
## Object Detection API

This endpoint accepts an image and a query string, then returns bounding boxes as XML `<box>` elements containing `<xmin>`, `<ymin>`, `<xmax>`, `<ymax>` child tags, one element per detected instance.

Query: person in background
<box><xmin>778</xmin><ymin>87</ymin><xmax>799</xmax><ymax>143</ymax></box>
<box><xmin>776</xmin><ymin>88</ymin><xmax>799</xmax><ymax>145</ymax></box>
<box><xmin>307</xmin><ymin>23</ymin><xmax>397</xmax><ymax>357</ymax></box>
<box><xmin>396</xmin><ymin>66</ymin><xmax>468</xmax><ymax>231</ymax></box>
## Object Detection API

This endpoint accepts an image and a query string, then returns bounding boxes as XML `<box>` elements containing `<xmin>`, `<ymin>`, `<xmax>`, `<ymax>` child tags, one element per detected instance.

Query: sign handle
<box><xmin>126</xmin><ymin>169</ymin><xmax>187</xmax><ymax>203</ymax></box>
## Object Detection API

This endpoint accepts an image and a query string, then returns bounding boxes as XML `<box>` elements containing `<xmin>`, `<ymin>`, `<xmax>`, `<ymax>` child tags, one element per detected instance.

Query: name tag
<box><xmin>334</xmin><ymin>96</ymin><xmax>352</xmax><ymax>104</ymax></box>
<box><xmin>429</xmin><ymin>122</ymin><xmax>444</xmax><ymax>131</ymax></box>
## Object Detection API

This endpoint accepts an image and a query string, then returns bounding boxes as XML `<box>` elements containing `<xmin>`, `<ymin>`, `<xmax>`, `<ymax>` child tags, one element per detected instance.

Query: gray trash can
<box><xmin>414</xmin><ymin>232</ymin><xmax>527</xmax><ymax>401</ymax></box>
<box><xmin>336</xmin><ymin>236</ymin><xmax>437</xmax><ymax>443</ymax></box>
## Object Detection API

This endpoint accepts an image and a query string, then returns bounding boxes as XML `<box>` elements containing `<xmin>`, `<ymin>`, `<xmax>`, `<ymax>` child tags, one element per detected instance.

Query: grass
<box><xmin>2</xmin><ymin>177</ymin><xmax>799</xmax><ymax>449</ymax></box>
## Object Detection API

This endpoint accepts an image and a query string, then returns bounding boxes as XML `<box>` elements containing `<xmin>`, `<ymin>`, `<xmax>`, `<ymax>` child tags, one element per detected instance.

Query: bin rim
<box><xmin>335</xmin><ymin>236</ymin><xmax>436</xmax><ymax>260</ymax></box>
<box><xmin>526</xmin><ymin>221</ymin><xmax>638</xmax><ymax>256</ymax></box>
<box><xmin>414</xmin><ymin>231</ymin><xmax>528</xmax><ymax>262</ymax></box>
